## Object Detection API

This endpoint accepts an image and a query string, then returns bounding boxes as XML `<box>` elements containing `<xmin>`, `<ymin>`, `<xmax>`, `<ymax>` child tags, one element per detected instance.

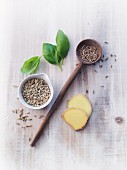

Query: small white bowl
<box><xmin>18</xmin><ymin>73</ymin><xmax>54</xmax><ymax>109</ymax></box>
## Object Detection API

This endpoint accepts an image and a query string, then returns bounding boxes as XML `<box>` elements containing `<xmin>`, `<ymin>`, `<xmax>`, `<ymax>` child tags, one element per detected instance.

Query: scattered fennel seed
<box><xmin>86</xmin><ymin>90</ymin><xmax>88</xmax><ymax>93</ymax></box>
<box><xmin>105</xmin><ymin>57</ymin><xmax>109</xmax><ymax>61</ymax></box>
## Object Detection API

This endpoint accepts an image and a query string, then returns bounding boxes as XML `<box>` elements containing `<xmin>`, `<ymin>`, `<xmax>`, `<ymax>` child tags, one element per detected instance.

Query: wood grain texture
<box><xmin>0</xmin><ymin>0</ymin><xmax>127</xmax><ymax>169</ymax></box>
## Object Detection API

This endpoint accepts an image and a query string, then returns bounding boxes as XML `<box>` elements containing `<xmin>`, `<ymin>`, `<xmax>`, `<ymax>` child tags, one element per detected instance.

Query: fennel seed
<box><xmin>105</xmin><ymin>57</ymin><xmax>109</xmax><ymax>61</ymax></box>
<box><xmin>86</xmin><ymin>90</ymin><xmax>88</xmax><ymax>94</ymax></box>
<box><xmin>29</xmin><ymin>138</ymin><xmax>31</xmax><ymax>141</ymax></box>
<box><xmin>99</xmin><ymin>65</ymin><xmax>103</xmax><ymax>68</ymax></box>
<box><xmin>26</xmin><ymin>125</ymin><xmax>32</xmax><ymax>128</ymax></box>
<box><xmin>28</xmin><ymin>119</ymin><xmax>32</xmax><ymax>121</ymax></box>
<box><xmin>39</xmin><ymin>115</ymin><xmax>45</xmax><ymax>119</ymax></box>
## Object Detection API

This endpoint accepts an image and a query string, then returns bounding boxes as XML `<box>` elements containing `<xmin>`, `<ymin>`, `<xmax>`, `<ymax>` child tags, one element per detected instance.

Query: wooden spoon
<box><xmin>30</xmin><ymin>39</ymin><xmax>102</xmax><ymax>147</ymax></box>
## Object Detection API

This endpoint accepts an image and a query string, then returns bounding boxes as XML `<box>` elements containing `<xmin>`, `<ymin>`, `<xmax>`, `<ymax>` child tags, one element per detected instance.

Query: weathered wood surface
<box><xmin>0</xmin><ymin>0</ymin><xmax>127</xmax><ymax>169</ymax></box>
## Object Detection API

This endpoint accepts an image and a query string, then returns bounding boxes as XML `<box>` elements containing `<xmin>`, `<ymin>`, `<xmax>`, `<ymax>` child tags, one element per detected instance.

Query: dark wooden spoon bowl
<box><xmin>76</xmin><ymin>39</ymin><xmax>102</xmax><ymax>64</ymax></box>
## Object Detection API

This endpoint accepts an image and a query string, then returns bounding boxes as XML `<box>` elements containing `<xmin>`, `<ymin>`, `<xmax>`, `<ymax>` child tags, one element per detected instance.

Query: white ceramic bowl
<box><xmin>18</xmin><ymin>73</ymin><xmax>54</xmax><ymax>109</ymax></box>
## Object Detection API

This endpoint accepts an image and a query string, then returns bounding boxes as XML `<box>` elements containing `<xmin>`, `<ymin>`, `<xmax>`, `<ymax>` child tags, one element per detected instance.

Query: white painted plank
<box><xmin>0</xmin><ymin>0</ymin><xmax>127</xmax><ymax>169</ymax></box>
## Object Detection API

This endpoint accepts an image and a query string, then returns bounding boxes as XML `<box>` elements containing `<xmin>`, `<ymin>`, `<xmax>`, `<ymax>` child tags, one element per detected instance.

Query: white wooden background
<box><xmin>0</xmin><ymin>0</ymin><xmax>127</xmax><ymax>169</ymax></box>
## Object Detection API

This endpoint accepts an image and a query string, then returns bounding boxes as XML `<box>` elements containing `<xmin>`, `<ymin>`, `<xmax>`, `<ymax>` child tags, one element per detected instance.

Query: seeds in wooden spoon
<box><xmin>79</xmin><ymin>45</ymin><xmax>99</xmax><ymax>63</ymax></box>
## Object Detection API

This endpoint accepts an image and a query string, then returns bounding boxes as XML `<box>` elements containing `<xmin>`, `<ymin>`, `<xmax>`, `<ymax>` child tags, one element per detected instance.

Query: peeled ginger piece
<box><xmin>67</xmin><ymin>94</ymin><xmax>92</xmax><ymax>117</ymax></box>
<box><xmin>62</xmin><ymin>108</ymin><xmax>88</xmax><ymax>131</ymax></box>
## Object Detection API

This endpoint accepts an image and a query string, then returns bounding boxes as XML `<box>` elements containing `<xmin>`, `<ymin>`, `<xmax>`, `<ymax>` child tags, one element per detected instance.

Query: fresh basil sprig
<box><xmin>20</xmin><ymin>30</ymin><xmax>70</xmax><ymax>74</ymax></box>
<box><xmin>43</xmin><ymin>30</ymin><xmax>70</xmax><ymax>70</ymax></box>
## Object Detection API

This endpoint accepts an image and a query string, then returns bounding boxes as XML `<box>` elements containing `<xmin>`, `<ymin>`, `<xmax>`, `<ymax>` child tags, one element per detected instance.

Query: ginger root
<box><xmin>62</xmin><ymin>108</ymin><xmax>88</xmax><ymax>131</ymax></box>
<box><xmin>67</xmin><ymin>94</ymin><xmax>92</xmax><ymax>117</ymax></box>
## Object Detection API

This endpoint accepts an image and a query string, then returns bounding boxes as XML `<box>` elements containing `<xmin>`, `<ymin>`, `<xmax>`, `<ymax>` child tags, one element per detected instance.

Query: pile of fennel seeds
<box><xmin>21</xmin><ymin>78</ymin><xmax>51</xmax><ymax>107</ymax></box>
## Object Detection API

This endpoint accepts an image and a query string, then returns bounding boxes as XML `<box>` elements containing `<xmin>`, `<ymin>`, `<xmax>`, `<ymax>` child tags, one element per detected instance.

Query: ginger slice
<box><xmin>67</xmin><ymin>94</ymin><xmax>92</xmax><ymax>117</ymax></box>
<box><xmin>62</xmin><ymin>108</ymin><xmax>88</xmax><ymax>131</ymax></box>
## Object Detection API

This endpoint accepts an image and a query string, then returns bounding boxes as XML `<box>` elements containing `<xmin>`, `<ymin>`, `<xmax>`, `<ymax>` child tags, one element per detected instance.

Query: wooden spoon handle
<box><xmin>30</xmin><ymin>62</ymin><xmax>83</xmax><ymax>147</ymax></box>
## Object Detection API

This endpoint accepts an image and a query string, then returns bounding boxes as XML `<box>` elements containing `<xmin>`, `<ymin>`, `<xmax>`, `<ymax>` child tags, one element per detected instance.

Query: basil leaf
<box><xmin>20</xmin><ymin>56</ymin><xmax>41</xmax><ymax>74</ymax></box>
<box><xmin>42</xmin><ymin>30</ymin><xmax>70</xmax><ymax>71</ymax></box>
<box><xmin>43</xmin><ymin>43</ymin><xmax>62</xmax><ymax>70</ymax></box>
<box><xmin>56</xmin><ymin>30</ymin><xmax>70</xmax><ymax>59</ymax></box>
<box><xmin>43</xmin><ymin>43</ymin><xmax>57</xmax><ymax>64</ymax></box>
<box><xmin>30</xmin><ymin>60</ymin><xmax>40</xmax><ymax>74</ymax></box>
